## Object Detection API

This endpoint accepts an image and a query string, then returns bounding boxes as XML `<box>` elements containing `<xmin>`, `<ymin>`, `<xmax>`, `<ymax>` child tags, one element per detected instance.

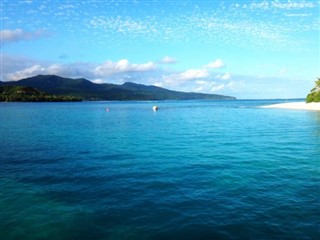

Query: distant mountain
<box><xmin>0</xmin><ymin>75</ymin><xmax>236</xmax><ymax>101</ymax></box>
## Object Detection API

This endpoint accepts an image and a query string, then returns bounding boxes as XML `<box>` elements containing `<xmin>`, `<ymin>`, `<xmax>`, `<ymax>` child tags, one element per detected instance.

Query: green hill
<box><xmin>0</xmin><ymin>75</ymin><xmax>236</xmax><ymax>101</ymax></box>
<box><xmin>0</xmin><ymin>85</ymin><xmax>81</xmax><ymax>102</ymax></box>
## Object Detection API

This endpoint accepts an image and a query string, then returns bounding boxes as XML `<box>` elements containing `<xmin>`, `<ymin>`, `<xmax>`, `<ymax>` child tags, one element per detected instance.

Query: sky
<box><xmin>1</xmin><ymin>0</ymin><xmax>319</xmax><ymax>99</ymax></box>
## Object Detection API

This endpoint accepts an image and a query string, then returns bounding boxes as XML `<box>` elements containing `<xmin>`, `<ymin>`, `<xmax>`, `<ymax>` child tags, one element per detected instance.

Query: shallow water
<box><xmin>1</xmin><ymin>100</ymin><xmax>319</xmax><ymax>240</ymax></box>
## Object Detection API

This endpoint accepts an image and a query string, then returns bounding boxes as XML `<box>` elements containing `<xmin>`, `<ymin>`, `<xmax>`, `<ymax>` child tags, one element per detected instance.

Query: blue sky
<box><xmin>1</xmin><ymin>0</ymin><xmax>319</xmax><ymax>99</ymax></box>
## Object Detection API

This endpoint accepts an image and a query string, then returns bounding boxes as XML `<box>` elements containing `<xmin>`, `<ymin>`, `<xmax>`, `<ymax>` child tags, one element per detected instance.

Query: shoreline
<box><xmin>260</xmin><ymin>102</ymin><xmax>320</xmax><ymax>111</ymax></box>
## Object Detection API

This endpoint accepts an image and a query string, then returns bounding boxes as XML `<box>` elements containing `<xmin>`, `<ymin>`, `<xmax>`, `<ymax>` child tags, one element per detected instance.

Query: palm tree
<box><xmin>306</xmin><ymin>78</ymin><xmax>320</xmax><ymax>103</ymax></box>
<box><xmin>315</xmin><ymin>78</ymin><xmax>320</xmax><ymax>91</ymax></box>
<box><xmin>310</xmin><ymin>78</ymin><xmax>320</xmax><ymax>92</ymax></box>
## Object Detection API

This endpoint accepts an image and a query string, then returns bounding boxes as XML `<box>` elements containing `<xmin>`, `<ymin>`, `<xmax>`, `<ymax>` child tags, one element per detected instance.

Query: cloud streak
<box><xmin>93</xmin><ymin>59</ymin><xmax>156</xmax><ymax>77</ymax></box>
<box><xmin>204</xmin><ymin>59</ymin><xmax>226</xmax><ymax>69</ymax></box>
<box><xmin>159</xmin><ymin>56</ymin><xmax>177</xmax><ymax>64</ymax></box>
<box><xmin>1</xmin><ymin>29</ymin><xmax>50</xmax><ymax>44</ymax></box>
<box><xmin>247</xmin><ymin>0</ymin><xmax>316</xmax><ymax>10</ymax></box>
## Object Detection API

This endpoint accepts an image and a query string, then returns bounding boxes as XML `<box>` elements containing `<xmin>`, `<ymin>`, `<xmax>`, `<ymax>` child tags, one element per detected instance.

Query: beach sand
<box><xmin>261</xmin><ymin>102</ymin><xmax>320</xmax><ymax>111</ymax></box>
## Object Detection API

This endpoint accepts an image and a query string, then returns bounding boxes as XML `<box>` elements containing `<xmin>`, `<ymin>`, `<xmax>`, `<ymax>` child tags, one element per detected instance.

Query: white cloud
<box><xmin>247</xmin><ymin>1</ymin><xmax>316</xmax><ymax>10</ymax></box>
<box><xmin>271</xmin><ymin>1</ymin><xmax>315</xmax><ymax>9</ymax></box>
<box><xmin>159</xmin><ymin>56</ymin><xmax>177</xmax><ymax>64</ymax></box>
<box><xmin>6</xmin><ymin>65</ymin><xmax>44</xmax><ymax>81</ymax></box>
<box><xmin>284</xmin><ymin>13</ymin><xmax>311</xmax><ymax>17</ymax></box>
<box><xmin>249</xmin><ymin>1</ymin><xmax>270</xmax><ymax>10</ymax></box>
<box><xmin>58</xmin><ymin>4</ymin><xmax>76</xmax><ymax>10</ymax></box>
<box><xmin>279</xmin><ymin>68</ymin><xmax>288</xmax><ymax>74</ymax></box>
<box><xmin>215</xmin><ymin>72</ymin><xmax>231</xmax><ymax>80</ymax></box>
<box><xmin>180</xmin><ymin>68</ymin><xmax>209</xmax><ymax>81</ymax></box>
<box><xmin>194</xmin><ymin>80</ymin><xmax>225</xmax><ymax>92</ymax></box>
<box><xmin>210</xmin><ymin>84</ymin><xmax>225</xmax><ymax>92</ymax></box>
<box><xmin>153</xmin><ymin>82</ymin><xmax>164</xmax><ymax>87</ymax></box>
<box><xmin>0</xmin><ymin>29</ymin><xmax>50</xmax><ymax>44</ymax></box>
<box><xmin>91</xmin><ymin>79</ymin><xmax>104</xmax><ymax>84</ymax></box>
<box><xmin>2</xmin><ymin>55</ymin><xmax>96</xmax><ymax>81</ymax></box>
<box><xmin>94</xmin><ymin>59</ymin><xmax>156</xmax><ymax>76</ymax></box>
<box><xmin>89</xmin><ymin>16</ymin><xmax>154</xmax><ymax>36</ymax></box>
<box><xmin>160</xmin><ymin>59</ymin><xmax>228</xmax><ymax>88</ymax></box>
<box><xmin>1</xmin><ymin>54</ymin><xmax>39</xmax><ymax>78</ymax></box>
<box><xmin>204</xmin><ymin>59</ymin><xmax>225</xmax><ymax>69</ymax></box>
<box><xmin>162</xmin><ymin>68</ymin><xmax>209</xmax><ymax>86</ymax></box>
<box><xmin>5</xmin><ymin>63</ymin><xmax>78</xmax><ymax>81</ymax></box>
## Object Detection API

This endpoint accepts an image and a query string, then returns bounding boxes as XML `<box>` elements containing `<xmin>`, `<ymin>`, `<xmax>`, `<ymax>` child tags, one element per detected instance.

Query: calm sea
<box><xmin>1</xmin><ymin>100</ymin><xmax>319</xmax><ymax>240</ymax></box>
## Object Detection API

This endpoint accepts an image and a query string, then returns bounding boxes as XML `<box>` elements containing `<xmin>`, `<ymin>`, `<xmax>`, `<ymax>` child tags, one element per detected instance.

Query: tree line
<box><xmin>0</xmin><ymin>86</ymin><xmax>82</xmax><ymax>102</ymax></box>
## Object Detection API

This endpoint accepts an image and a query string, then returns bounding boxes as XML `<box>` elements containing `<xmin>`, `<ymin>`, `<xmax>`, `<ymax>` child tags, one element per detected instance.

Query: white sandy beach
<box><xmin>261</xmin><ymin>102</ymin><xmax>320</xmax><ymax>111</ymax></box>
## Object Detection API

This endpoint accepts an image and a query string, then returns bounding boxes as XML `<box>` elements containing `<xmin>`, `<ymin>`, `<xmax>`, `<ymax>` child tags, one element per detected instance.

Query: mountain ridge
<box><xmin>0</xmin><ymin>75</ymin><xmax>236</xmax><ymax>101</ymax></box>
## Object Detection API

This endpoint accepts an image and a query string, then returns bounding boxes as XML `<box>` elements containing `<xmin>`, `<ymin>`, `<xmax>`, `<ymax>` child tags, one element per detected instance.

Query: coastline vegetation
<box><xmin>306</xmin><ymin>78</ymin><xmax>320</xmax><ymax>103</ymax></box>
<box><xmin>0</xmin><ymin>85</ymin><xmax>82</xmax><ymax>102</ymax></box>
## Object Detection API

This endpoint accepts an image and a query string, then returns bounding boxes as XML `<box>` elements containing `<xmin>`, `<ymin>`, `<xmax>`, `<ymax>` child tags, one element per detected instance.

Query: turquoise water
<box><xmin>1</xmin><ymin>100</ymin><xmax>319</xmax><ymax>240</ymax></box>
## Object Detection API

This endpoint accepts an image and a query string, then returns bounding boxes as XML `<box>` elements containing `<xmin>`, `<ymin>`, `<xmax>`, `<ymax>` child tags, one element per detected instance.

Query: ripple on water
<box><xmin>1</xmin><ymin>101</ymin><xmax>319</xmax><ymax>240</ymax></box>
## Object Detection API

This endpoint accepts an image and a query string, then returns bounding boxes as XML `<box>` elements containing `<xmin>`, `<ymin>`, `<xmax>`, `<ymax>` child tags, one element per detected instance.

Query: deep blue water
<box><xmin>1</xmin><ymin>100</ymin><xmax>319</xmax><ymax>240</ymax></box>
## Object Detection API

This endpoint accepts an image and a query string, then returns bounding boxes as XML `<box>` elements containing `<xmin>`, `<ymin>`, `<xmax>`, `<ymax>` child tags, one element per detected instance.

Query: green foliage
<box><xmin>306</xmin><ymin>91</ymin><xmax>320</xmax><ymax>103</ymax></box>
<box><xmin>306</xmin><ymin>78</ymin><xmax>320</xmax><ymax>103</ymax></box>
<box><xmin>0</xmin><ymin>85</ymin><xmax>82</xmax><ymax>102</ymax></box>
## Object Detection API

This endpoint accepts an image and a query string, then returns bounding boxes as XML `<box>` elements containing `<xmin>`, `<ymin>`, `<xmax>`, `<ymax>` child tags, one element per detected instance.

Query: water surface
<box><xmin>1</xmin><ymin>100</ymin><xmax>319</xmax><ymax>239</ymax></box>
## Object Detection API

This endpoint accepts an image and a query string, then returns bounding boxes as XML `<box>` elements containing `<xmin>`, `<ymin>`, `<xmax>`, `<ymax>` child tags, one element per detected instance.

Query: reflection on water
<box><xmin>309</xmin><ymin>111</ymin><xmax>320</xmax><ymax>139</ymax></box>
<box><xmin>1</xmin><ymin>179</ymin><xmax>146</xmax><ymax>240</ymax></box>
<box><xmin>1</xmin><ymin>178</ymin><xmax>80</xmax><ymax>240</ymax></box>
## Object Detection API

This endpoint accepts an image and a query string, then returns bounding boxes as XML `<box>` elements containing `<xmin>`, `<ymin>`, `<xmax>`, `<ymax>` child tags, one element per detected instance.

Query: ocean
<box><xmin>1</xmin><ymin>100</ymin><xmax>319</xmax><ymax>240</ymax></box>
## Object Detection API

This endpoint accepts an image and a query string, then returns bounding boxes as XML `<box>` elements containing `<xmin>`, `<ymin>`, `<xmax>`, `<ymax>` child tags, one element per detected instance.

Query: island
<box><xmin>0</xmin><ymin>74</ymin><xmax>236</xmax><ymax>101</ymax></box>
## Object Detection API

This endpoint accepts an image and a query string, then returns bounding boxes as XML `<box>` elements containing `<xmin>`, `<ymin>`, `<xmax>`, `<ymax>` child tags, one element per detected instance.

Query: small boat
<box><xmin>152</xmin><ymin>105</ymin><xmax>159</xmax><ymax>111</ymax></box>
